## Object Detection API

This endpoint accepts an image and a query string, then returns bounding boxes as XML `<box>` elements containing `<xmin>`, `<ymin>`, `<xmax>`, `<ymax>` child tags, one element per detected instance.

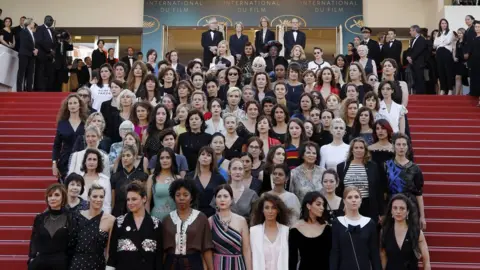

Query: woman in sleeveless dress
<box><xmin>209</xmin><ymin>184</ymin><xmax>252</xmax><ymax>270</ymax></box>
<box><xmin>70</xmin><ymin>185</ymin><xmax>115</xmax><ymax>270</ymax></box>
<box><xmin>146</xmin><ymin>148</ymin><xmax>179</xmax><ymax>220</ymax></box>
<box><xmin>381</xmin><ymin>194</ymin><xmax>431</xmax><ymax>270</ymax></box>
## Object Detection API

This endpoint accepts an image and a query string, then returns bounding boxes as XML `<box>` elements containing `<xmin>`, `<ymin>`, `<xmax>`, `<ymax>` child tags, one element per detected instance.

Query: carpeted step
<box><xmin>0</xmin><ymin>159</ymin><xmax>52</xmax><ymax>168</ymax></box>
<box><xmin>0</xmin><ymin>177</ymin><xmax>56</xmax><ymax>189</ymax></box>
<box><xmin>426</xmin><ymin>206</ymin><xmax>480</xmax><ymax>219</ymax></box>
<box><xmin>0</xmin><ymin>189</ymin><xmax>45</xmax><ymax>201</ymax></box>
<box><xmin>424</xmin><ymin>194</ymin><xmax>480</xmax><ymax>207</ymax></box>
<box><xmin>412</xmin><ymin>140</ymin><xmax>480</xmax><ymax>148</ymax></box>
<box><xmin>425</xmin><ymin>233</ymin><xmax>480</xmax><ymax>248</ymax></box>
<box><xmin>0</xmin><ymin>115</ymin><xmax>57</xmax><ymax>122</ymax></box>
<box><xmin>429</xmin><ymin>247</ymin><xmax>480</xmax><ymax>263</ymax></box>
<box><xmin>423</xmin><ymin>172</ymin><xmax>480</xmax><ymax>182</ymax></box>
<box><xmin>0</xmin><ymin>200</ymin><xmax>45</xmax><ymax>213</ymax></box>
<box><xmin>0</xmin><ymin>136</ymin><xmax>54</xmax><ymax>144</ymax></box>
<box><xmin>0</xmin><ymin>227</ymin><xmax>32</xmax><ymax>241</ymax></box>
<box><xmin>409</xmin><ymin>125</ymin><xmax>480</xmax><ymax>133</ymax></box>
<box><xmin>0</xmin><ymin>151</ymin><xmax>51</xmax><ymax>159</ymax></box>
<box><xmin>426</xmin><ymin>262</ymin><xmax>480</xmax><ymax>269</ymax></box>
<box><xmin>0</xmin><ymin>121</ymin><xmax>56</xmax><ymax>129</ymax></box>
<box><xmin>0</xmin><ymin>241</ymin><xmax>29</xmax><ymax>255</ymax></box>
<box><xmin>0</xmin><ymin>214</ymin><xmax>36</xmax><ymax>227</ymax></box>
<box><xmin>411</xmin><ymin>132</ymin><xmax>480</xmax><ymax>141</ymax></box>
<box><xmin>418</xmin><ymin>164</ymin><xmax>480</xmax><ymax>174</ymax></box>
<box><xmin>0</xmin><ymin>143</ymin><xmax>52</xmax><ymax>151</ymax></box>
<box><xmin>424</xmin><ymin>181</ymin><xmax>480</xmax><ymax>195</ymax></box>
<box><xmin>408</xmin><ymin>105</ymin><xmax>480</xmax><ymax>113</ymax></box>
<box><xmin>409</xmin><ymin>112</ymin><xmax>480</xmax><ymax>120</ymax></box>
<box><xmin>409</xmin><ymin>118</ymin><xmax>479</xmax><ymax>126</ymax></box>
<box><xmin>0</xmin><ymin>167</ymin><xmax>51</xmax><ymax>177</ymax></box>
<box><xmin>415</xmin><ymin>155</ymin><xmax>480</xmax><ymax>165</ymax></box>
<box><xmin>0</xmin><ymin>128</ymin><xmax>55</xmax><ymax>136</ymax></box>
<box><xmin>414</xmin><ymin>148</ymin><xmax>480</xmax><ymax>156</ymax></box>
<box><xmin>0</xmin><ymin>255</ymin><xmax>28</xmax><ymax>270</ymax></box>
<box><xmin>427</xmin><ymin>219</ymin><xmax>480</xmax><ymax>234</ymax></box>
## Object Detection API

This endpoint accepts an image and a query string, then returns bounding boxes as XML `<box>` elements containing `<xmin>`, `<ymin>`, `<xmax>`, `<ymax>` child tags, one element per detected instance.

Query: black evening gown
<box><xmin>224</xmin><ymin>136</ymin><xmax>245</xmax><ymax>160</ymax></box>
<box><xmin>289</xmin><ymin>226</ymin><xmax>332</xmax><ymax>270</ymax></box>
<box><xmin>383</xmin><ymin>226</ymin><xmax>418</xmax><ymax>270</ymax></box>
<box><xmin>370</xmin><ymin>149</ymin><xmax>395</xmax><ymax>210</ymax></box>
<box><xmin>70</xmin><ymin>212</ymin><xmax>109</xmax><ymax>270</ymax></box>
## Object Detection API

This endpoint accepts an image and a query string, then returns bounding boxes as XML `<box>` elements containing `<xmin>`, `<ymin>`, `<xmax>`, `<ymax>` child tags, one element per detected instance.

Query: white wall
<box><xmin>1</xmin><ymin>0</ymin><xmax>143</xmax><ymax>28</ymax></box>
<box><xmin>444</xmin><ymin>6</ymin><xmax>480</xmax><ymax>31</ymax></box>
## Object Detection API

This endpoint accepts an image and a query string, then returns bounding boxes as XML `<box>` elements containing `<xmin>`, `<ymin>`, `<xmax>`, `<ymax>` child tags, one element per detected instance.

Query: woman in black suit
<box><xmin>167</xmin><ymin>50</ymin><xmax>186</xmax><ymax>80</ymax></box>
<box><xmin>336</xmin><ymin>137</ymin><xmax>382</xmax><ymax>224</ymax></box>
<box><xmin>229</xmin><ymin>22</ymin><xmax>249</xmax><ymax>64</ymax></box>
<box><xmin>255</xmin><ymin>16</ymin><xmax>275</xmax><ymax>56</ymax></box>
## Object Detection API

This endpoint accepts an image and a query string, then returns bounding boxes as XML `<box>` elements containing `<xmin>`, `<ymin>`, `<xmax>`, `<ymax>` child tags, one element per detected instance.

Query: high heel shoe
<box><xmin>440</xmin><ymin>90</ymin><xmax>445</xmax><ymax>95</ymax></box>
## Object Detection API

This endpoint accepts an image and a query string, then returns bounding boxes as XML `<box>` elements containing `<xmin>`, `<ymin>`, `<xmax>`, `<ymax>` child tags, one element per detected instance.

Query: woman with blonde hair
<box><xmin>289</xmin><ymin>45</ymin><xmax>308</xmax><ymax>71</ymax></box>
<box><xmin>72</xmin><ymin>112</ymin><xmax>111</xmax><ymax>152</ymax></box>
<box><xmin>223</xmin><ymin>87</ymin><xmax>246</xmax><ymax>120</ymax></box>
<box><xmin>212</xmin><ymin>40</ymin><xmax>236</xmax><ymax>70</ymax></box>
<box><xmin>117</xmin><ymin>89</ymin><xmax>137</xmax><ymax>121</ymax></box>
<box><xmin>357</xmin><ymin>44</ymin><xmax>377</xmax><ymax>76</ymax></box>
<box><xmin>336</xmin><ymin>137</ymin><xmax>382</xmax><ymax>222</ymax></box>
<box><xmin>173</xmin><ymin>103</ymin><xmax>189</xmax><ymax>136</ymax></box>
<box><xmin>331</xmin><ymin>65</ymin><xmax>346</xmax><ymax>89</ymax></box>
<box><xmin>319</xmin><ymin>118</ymin><xmax>349</xmax><ymax>170</ymax></box>
<box><xmin>326</xmin><ymin>93</ymin><xmax>341</xmax><ymax>118</ymax></box>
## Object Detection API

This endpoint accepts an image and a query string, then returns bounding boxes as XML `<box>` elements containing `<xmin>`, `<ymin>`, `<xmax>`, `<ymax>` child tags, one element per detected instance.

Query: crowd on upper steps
<box><xmin>7</xmin><ymin>9</ymin><xmax>479</xmax><ymax>270</ymax></box>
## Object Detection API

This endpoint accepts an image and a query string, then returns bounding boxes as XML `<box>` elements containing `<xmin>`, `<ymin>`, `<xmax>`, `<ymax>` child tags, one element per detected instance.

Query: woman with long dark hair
<box><xmin>386</xmin><ymin>134</ymin><xmax>426</xmax><ymax>230</ymax></box>
<box><xmin>270</xmin><ymin>103</ymin><xmax>290</xmax><ymax>144</ymax></box>
<box><xmin>245</xmin><ymin>137</ymin><xmax>266</xmax><ymax>179</ymax></box>
<box><xmin>52</xmin><ymin>94</ymin><xmax>87</xmax><ymax>181</ymax></box>
<box><xmin>433</xmin><ymin>18</ymin><xmax>455</xmax><ymax>95</ymax></box>
<box><xmin>316</xmin><ymin>67</ymin><xmax>340</xmax><ymax>100</ymax></box>
<box><xmin>250</xmin><ymin>193</ymin><xmax>291</xmax><ymax>270</ymax></box>
<box><xmin>289</xmin><ymin>191</ymin><xmax>331</xmax><ymax>270</ymax></box>
<box><xmin>284</xmin><ymin>118</ymin><xmax>308</xmax><ymax>170</ymax></box>
<box><xmin>127</xmin><ymin>61</ymin><xmax>148</xmax><ymax>93</ymax></box>
<box><xmin>240</xmin><ymin>152</ymin><xmax>263</xmax><ymax>195</ymax></box>
<box><xmin>330</xmin><ymin>186</ymin><xmax>382</xmax><ymax>270</ymax></box>
<box><xmin>136</xmin><ymin>74</ymin><xmax>162</xmax><ymax>106</ymax></box>
<box><xmin>146</xmin><ymin>147</ymin><xmax>179</xmax><ymax>220</ymax></box>
<box><xmin>321</xmin><ymin>169</ymin><xmax>344</xmax><ymax>223</ymax></box>
<box><xmin>336</xmin><ymin>137</ymin><xmax>382</xmax><ymax>222</ymax></box>
<box><xmin>218</xmin><ymin>66</ymin><xmax>243</xmax><ymax>102</ymax></box>
<box><xmin>351</xmin><ymin>107</ymin><xmax>375</xmax><ymax>145</ymax></box>
<box><xmin>143</xmin><ymin>104</ymin><xmax>172</xmax><ymax>159</ymax></box>
<box><xmin>259</xmin><ymin>145</ymin><xmax>286</xmax><ymax>193</ymax></box>
<box><xmin>210</xmin><ymin>132</ymin><xmax>229</xmax><ymax>180</ymax></box>
<box><xmin>131</xmin><ymin>101</ymin><xmax>153</xmax><ymax>142</ymax></box>
<box><xmin>381</xmin><ymin>194</ymin><xmax>431</xmax><ymax>270</ymax></box>
<box><xmin>238</xmin><ymin>42</ymin><xmax>255</xmax><ymax>85</ymax></box>
<box><xmin>378</xmin><ymin>80</ymin><xmax>406</xmax><ymax>133</ymax></box>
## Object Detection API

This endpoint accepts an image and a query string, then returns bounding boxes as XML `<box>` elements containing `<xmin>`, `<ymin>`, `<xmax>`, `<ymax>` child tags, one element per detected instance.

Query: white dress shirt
<box><xmin>262</xmin><ymin>29</ymin><xmax>267</xmax><ymax>43</ymax></box>
<box><xmin>293</xmin><ymin>30</ymin><xmax>298</xmax><ymax>42</ymax></box>
<box><xmin>433</xmin><ymin>30</ymin><xmax>454</xmax><ymax>52</ymax></box>
<box><xmin>27</xmin><ymin>28</ymin><xmax>35</xmax><ymax>45</ymax></box>
<box><xmin>45</xmin><ymin>25</ymin><xmax>53</xmax><ymax>41</ymax></box>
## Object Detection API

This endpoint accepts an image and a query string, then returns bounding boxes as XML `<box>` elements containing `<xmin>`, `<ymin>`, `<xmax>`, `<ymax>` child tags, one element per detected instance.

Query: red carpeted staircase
<box><xmin>409</xmin><ymin>95</ymin><xmax>480</xmax><ymax>269</ymax></box>
<box><xmin>0</xmin><ymin>93</ymin><xmax>479</xmax><ymax>269</ymax></box>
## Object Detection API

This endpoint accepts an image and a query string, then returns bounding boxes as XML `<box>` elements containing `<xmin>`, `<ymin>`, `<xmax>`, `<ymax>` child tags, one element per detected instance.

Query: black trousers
<box><xmin>28</xmin><ymin>253</ymin><xmax>68</xmax><ymax>270</ymax></box>
<box><xmin>35</xmin><ymin>58</ymin><xmax>55</xmax><ymax>91</ymax></box>
<box><xmin>436</xmin><ymin>47</ymin><xmax>454</xmax><ymax>91</ymax></box>
<box><xmin>411</xmin><ymin>64</ymin><xmax>426</xmax><ymax>94</ymax></box>
<box><xmin>17</xmin><ymin>55</ymin><xmax>35</xmax><ymax>91</ymax></box>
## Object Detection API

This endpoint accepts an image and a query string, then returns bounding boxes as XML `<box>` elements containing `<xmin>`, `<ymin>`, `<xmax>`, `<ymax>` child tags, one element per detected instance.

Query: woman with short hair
<box><xmin>319</xmin><ymin>118</ymin><xmax>349</xmax><ymax>170</ymax></box>
<box><xmin>100</xmin><ymin>79</ymin><xmax>123</xmax><ymax>143</ymax></box>
<box><xmin>72</xmin><ymin>112</ymin><xmax>111</xmax><ymax>152</ymax></box>
<box><xmin>64</xmin><ymin>173</ymin><xmax>89</xmax><ymax>212</ymax></box>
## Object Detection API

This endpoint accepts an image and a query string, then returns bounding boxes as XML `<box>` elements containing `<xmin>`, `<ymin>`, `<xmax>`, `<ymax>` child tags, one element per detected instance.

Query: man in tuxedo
<box><xmin>12</xmin><ymin>16</ymin><xmax>26</xmax><ymax>51</ymax></box>
<box><xmin>201</xmin><ymin>17</ymin><xmax>224</xmax><ymax>68</ymax></box>
<box><xmin>382</xmin><ymin>29</ymin><xmax>403</xmax><ymax>66</ymax></box>
<box><xmin>53</xmin><ymin>29</ymin><xmax>73</xmax><ymax>92</ymax></box>
<box><xmin>34</xmin><ymin>15</ymin><xmax>56</xmax><ymax>91</ymax></box>
<box><xmin>283</xmin><ymin>18</ymin><xmax>306</xmax><ymax>59</ymax></box>
<box><xmin>121</xmin><ymin>47</ymin><xmax>135</xmax><ymax>71</ymax></box>
<box><xmin>80</xmin><ymin>56</ymin><xmax>92</xmax><ymax>85</ymax></box>
<box><xmin>16</xmin><ymin>18</ymin><xmax>37</xmax><ymax>92</ymax></box>
<box><xmin>360</xmin><ymin>27</ymin><xmax>381</xmax><ymax>67</ymax></box>
<box><xmin>407</xmin><ymin>25</ymin><xmax>427</xmax><ymax>94</ymax></box>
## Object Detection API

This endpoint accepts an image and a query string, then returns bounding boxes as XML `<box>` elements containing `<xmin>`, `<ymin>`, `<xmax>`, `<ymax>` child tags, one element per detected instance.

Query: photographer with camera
<box><xmin>53</xmin><ymin>29</ymin><xmax>73</xmax><ymax>92</ymax></box>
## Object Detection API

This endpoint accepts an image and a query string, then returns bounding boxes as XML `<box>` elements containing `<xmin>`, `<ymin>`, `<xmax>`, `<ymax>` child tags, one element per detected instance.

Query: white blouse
<box><xmin>79</xmin><ymin>172</ymin><xmax>112</xmax><ymax>214</ymax></box>
<box><xmin>319</xmin><ymin>143</ymin><xmax>350</xmax><ymax>170</ymax></box>
<box><xmin>379</xmin><ymin>100</ymin><xmax>407</xmax><ymax>133</ymax></box>
<box><xmin>307</xmin><ymin>60</ymin><xmax>331</xmax><ymax>73</ymax></box>
<box><xmin>90</xmin><ymin>84</ymin><xmax>112</xmax><ymax>111</ymax></box>
<box><xmin>433</xmin><ymin>30</ymin><xmax>454</xmax><ymax>52</ymax></box>
<box><xmin>205</xmin><ymin>118</ymin><xmax>226</xmax><ymax>135</ymax></box>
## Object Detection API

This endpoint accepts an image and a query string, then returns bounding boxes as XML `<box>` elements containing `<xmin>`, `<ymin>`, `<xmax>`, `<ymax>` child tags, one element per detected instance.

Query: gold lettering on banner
<box><xmin>143</xmin><ymin>15</ymin><xmax>161</xmax><ymax>35</ymax></box>
<box><xmin>158</xmin><ymin>7</ymin><xmax>189</xmax><ymax>12</ymax></box>
<box><xmin>237</xmin><ymin>7</ymin><xmax>267</xmax><ymax>12</ymax></box>
<box><xmin>145</xmin><ymin>1</ymin><xmax>203</xmax><ymax>6</ymax></box>
<box><xmin>223</xmin><ymin>1</ymin><xmax>281</xmax><ymax>6</ymax></box>
<box><xmin>300</xmin><ymin>0</ymin><xmax>357</xmax><ymax>12</ymax></box>
<box><xmin>197</xmin><ymin>15</ymin><xmax>234</xmax><ymax>27</ymax></box>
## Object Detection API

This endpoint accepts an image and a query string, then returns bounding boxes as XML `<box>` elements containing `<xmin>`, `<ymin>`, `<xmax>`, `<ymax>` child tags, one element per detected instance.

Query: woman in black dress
<box><xmin>52</xmin><ymin>94</ymin><xmax>88</xmax><ymax>181</ymax></box>
<box><xmin>28</xmin><ymin>184</ymin><xmax>75</xmax><ymax>270</ymax></box>
<box><xmin>70</xmin><ymin>184</ymin><xmax>115</xmax><ymax>270</ymax></box>
<box><xmin>187</xmin><ymin>146</ymin><xmax>225</xmax><ymax>217</ymax></box>
<box><xmin>238</xmin><ymin>42</ymin><xmax>255</xmax><ymax>85</ymax></box>
<box><xmin>176</xmin><ymin>109</ymin><xmax>213</xmax><ymax>171</ymax></box>
<box><xmin>289</xmin><ymin>191</ymin><xmax>332</xmax><ymax>270</ymax></box>
<box><xmin>144</xmin><ymin>104</ymin><xmax>173</xmax><ymax>160</ymax></box>
<box><xmin>321</xmin><ymin>169</ymin><xmax>344</xmax><ymax>224</ymax></box>
<box><xmin>107</xmin><ymin>181</ymin><xmax>164</xmax><ymax>270</ymax></box>
<box><xmin>223</xmin><ymin>113</ymin><xmax>244</xmax><ymax>160</ymax></box>
<box><xmin>0</xmin><ymin>17</ymin><xmax>14</xmax><ymax>49</ymax></box>
<box><xmin>163</xmin><ymin>179</ymin><xmax>214</xmax><ymax>269</ymax></box>
<box><xmin>259</xmin><ymin>145</ymin><xmax>286</xmax><ymax>193</ymax></box>
<box><xmin>454</xmin><ymin>28</ymin><xmax>468</xmax><ymax>95</ymax></box>
<box><xmin>64</xmin><ymin>173</ymin><xmax>89</xmax><ymax>212</ymax></box>
<box><xmin>468</xmin><ymin>20</ymin><xmax>480</xmax><ymax>106</ymax></box>
<box><xmin>381</xmin><ymin>194</ymin><xmax>431</xmax><ymax>270</ymax></box>
<box><xmin>330</xmin><ymin>186</ymin><xmax>382</xmax><ymax>270</ymax></box>
<box><xmin>385</xmin><ymin>133</ymin><xmax>426</xmax><ymax>231</ymax></box>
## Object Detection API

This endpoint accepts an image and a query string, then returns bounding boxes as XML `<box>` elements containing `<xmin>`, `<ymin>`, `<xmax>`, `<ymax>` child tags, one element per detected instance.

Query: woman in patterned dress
<box><xmin>209</xmin><ymin>184</ymin><xmax>252</xmax><ymax>270</ymax></box>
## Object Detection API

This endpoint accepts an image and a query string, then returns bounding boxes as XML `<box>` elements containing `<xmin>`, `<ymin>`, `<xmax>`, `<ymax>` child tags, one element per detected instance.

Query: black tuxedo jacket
<box><xmin>201</xmin><ymin>30</ymin><xmax>224</xmax><ymax>61</ymax></box>
<box><xmin>18</xmin><ymin>29</ymin><xmax>35</xmax><ymax>57</ymax></box>
<box><xmin>174</xmin><ymin>63</ymin><xmax>186</xmax><ymax>80</ymax></box>
<box><xmin>381</xmin><ymin>39</ymin><xmax>402</xmax><ymax>66</ymax></box>
<box><xmin>361</xmin><ymin>39</ymin><xmax>381</xmax><ymax>65</ymax></box>
<box><xmin>408</xmin><ymin>35</ymin><xmax>427</xmax><ymax>68</ymax></box>
<box><xmin>121</xmin><ymin>55</ymin><xmax>135</xmax><ymax>71</ymax></box>
<box><xmin>283</xmin><ymin>30</ymin><xmax>306</xmax><ymax>58</ymax></box>
<box><xmin>255</xmin><ymin>29</ymin><xmax>275</xmax><ymax>55</ymax></box>
<box><xmin>34</xmin><ymin>25</ymin><xmax>55</xmax><ymax>60</ymax></box>
<box><xmin>12</xmin><ymin>25</ymin><xmax>24</xmax><ymax>51</ymax></box>
<box><xmin>464</xmin><ymin>26</ymin><xmax>477</xmax><ymax>53</ymax></box>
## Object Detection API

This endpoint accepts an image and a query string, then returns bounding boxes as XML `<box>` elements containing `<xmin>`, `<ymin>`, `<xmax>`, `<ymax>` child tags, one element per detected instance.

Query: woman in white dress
<box><xmin>319</xmin><ymin>118</ymin><xmax>349</xmax><ymax>170</ymax></box>
<box><xmin>378</xmin><ymin>81</ymin><xmax>406</xmax><ymax>133</ymax></box>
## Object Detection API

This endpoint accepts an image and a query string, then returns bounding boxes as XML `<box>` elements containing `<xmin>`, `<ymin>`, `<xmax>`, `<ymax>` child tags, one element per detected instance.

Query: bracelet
<box><xmin>52</xmin><ymin>161</ymin><xmax>57</xmax><ymax>165</ymax></box>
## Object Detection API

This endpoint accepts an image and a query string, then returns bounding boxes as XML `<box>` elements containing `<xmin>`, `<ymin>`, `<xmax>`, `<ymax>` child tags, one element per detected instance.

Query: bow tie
<box><xmin>209</xmin><ymin>29</ymin><xmax>215</xmax><ymax>32</ymax></box>
<box><xmin>292</xmin><ymin>30</ymin><xmax>298</xmax><ymax>33</ymax></box>
<box><xmin>347</xmin><ymin>224</ymin><xmax>361</xmax><ymax>233</ymax></box>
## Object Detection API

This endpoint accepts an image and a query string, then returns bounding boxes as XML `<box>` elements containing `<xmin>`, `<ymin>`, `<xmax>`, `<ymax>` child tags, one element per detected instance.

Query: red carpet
<box><xmin>0</xmin><ymin>93</ymin><xmax>479</xmax><ymax>269</ymax></box>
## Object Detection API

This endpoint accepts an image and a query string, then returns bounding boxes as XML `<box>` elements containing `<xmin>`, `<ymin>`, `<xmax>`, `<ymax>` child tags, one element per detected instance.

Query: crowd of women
<box><xmin>33</xmin><ymin>15</ymin><xmax>438</xmax><ymax>270</ymax></box>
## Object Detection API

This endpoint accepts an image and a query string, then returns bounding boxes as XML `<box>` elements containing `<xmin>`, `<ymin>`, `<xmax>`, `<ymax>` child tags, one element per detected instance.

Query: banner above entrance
<box><xmin>143</xmin><ymin>0</ymin><xmax>364</xmax><ymax>58</ymax></box>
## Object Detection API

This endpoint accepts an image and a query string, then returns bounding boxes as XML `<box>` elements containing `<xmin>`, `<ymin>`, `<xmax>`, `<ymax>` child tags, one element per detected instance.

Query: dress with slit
<box><xmin>70</xmin><ymin>212</ymin><xmax>108</xmax><ymax>270</ymax></box>
<box><xmin>211</xmin><ymin>214</ymin><xmax>247</xmax><ymax>270</ymax></box>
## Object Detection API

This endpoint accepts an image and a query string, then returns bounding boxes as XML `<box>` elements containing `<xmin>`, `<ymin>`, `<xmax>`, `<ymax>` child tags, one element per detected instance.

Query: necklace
<box><xmin>219</xmin><ymin>213</ymin><xmax>232</xmax><ymax>231</ymax></box>
<box><xmin>302</xmin><ymin>164</ymin><xmax>315</xmax><ymax>175</ymax></box>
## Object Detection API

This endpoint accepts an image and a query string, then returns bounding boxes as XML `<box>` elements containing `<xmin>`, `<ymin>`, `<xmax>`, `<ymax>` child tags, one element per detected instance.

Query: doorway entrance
<box><xmin>161</xmin><ymin>26</ymin><xmax>339</xmax><ymax>63</ymax></box>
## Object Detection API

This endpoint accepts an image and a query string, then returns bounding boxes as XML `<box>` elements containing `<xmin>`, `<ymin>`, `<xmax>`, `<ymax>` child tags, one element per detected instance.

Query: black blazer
<box><xmin>361</xmin><ymin>39</ymin><xmax>381</xmax><ymax>65</ymax></box>
<box><xmin>121</xmin><ymin>55</ymin><xmax>135</xmax><ymax>71</ymax></box>
<box><xmin>283</xmin><ymin>30</ymin><xmax>306</xmax><ymax>58</ymax></box>
<box><xmin>34</xmin><ymin>25</ymin><xmax>55</xmax><ymax>60</ymax></box>
<box><xmin>229</xmin><ymin>34</ymin><xmax>249</xmax><ymax>57</ymax></box>
<box><xmin>18</xmin><ymin>29</ymin><xmax>35</xmax><ymax>57</ymax></box>
<box><xmin>336</xmin><ymin>160</ymin><xmax>383</xmax><ymax>221</ymax></box>
<box><xmin>201</xmin><ymin>30</ymin><xmax>224</xmax><ymax>60</ymax></box>
<box><xmin>381</xmin><ymin>39</ymin><xmax>402</xmax><ymax>66</ymax></box>
<box><xmin>174</xmin><ymin>63</ymin><xmax>186</xmax><ymax>80</ymax></box>
<box><xmin>464</xmin><ymin>26</ymin><xmax>477</xmax><ymax>54</ymax></box>
<box><xmin>12</xmin><ymin>25</ymin><xmax>24</xmax><ymax>51</ymax></box>
<box><xmin>255</xmin><ymin>29</ymin><xmax>275</xmax><ymax>55</ymax></box>
<box><xmin>408</xmin><ymin>35</ymin><xmax>427</xmax><ymax>68</ymax></box>
<box><xmin>92</xmin><ymin>48</ymin><xmax>107</xmax><ymax>70</ymax></box>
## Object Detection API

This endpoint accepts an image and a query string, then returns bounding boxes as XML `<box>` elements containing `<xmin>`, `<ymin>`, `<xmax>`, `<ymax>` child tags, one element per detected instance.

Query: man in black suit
<box><xmin>201</xmin><ymin>17</ymin><xmax>224</xmax><ymax>68</ymax></box>
<box><xmin>121</xmin><ymin>47</ymin><xmax>135</xmax><ymax>72</ymax></box>
<box><xmin>16</xmin><ymin>18</ymin><xmax>37</xmax><ymax>92</ymax></box>
<box><xmin>283</xmin><ymin>18</ymin><xmax>306</xmax><ymax>59</ymax></box>
<box><xmin>407</xmin><ymin>25</ymin><xmax>427</xmax><ymax>94</ymax></box>
<box><xmin>12</xmin><ymin>16</ymin><xmax>26</xmax><ymax>52</ymax></box>
<box><xmin>382</xmin><ymin>28</ymin><xmax>403</xmax><ymax>66</ymax></box>
<box><xmin>34</xmin><ymin>15</ymin><xmax>56</xmax><ymax>91</ymax></box>
<box><xmin>360</xmin><ymin>27</ymin><xmax>381</xmax><ymax>67</ymax></box>
<box><xmin>53</xmin><ymin>29</ymin><xmax>73</xmax><ymax>92</ymax></box>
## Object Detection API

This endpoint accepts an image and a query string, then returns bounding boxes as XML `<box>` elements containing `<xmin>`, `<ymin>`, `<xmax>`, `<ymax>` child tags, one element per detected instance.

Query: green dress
<box><xmin>151</xmin><ymin>179</ymin><xmax>176</xmax><ymax>220</ymax></box>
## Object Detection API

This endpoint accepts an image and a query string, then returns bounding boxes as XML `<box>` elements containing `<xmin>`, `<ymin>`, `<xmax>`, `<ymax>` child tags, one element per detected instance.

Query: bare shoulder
<box><xmin>103</xmin><ymin>213</ymin><xmax>116</xmax><ymax>223</ymax></box>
